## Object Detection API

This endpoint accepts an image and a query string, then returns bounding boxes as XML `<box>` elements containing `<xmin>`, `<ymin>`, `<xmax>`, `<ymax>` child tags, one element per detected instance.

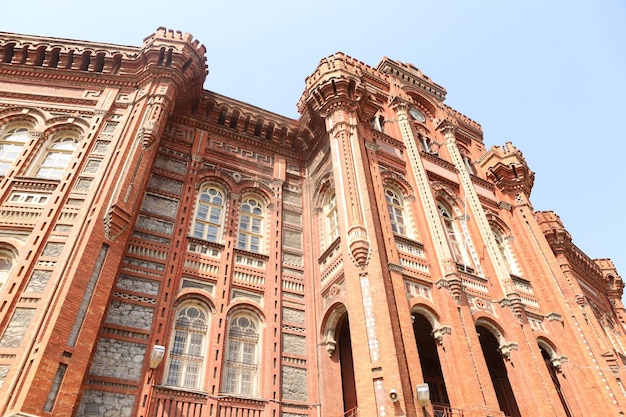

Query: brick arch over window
<box><xmin>405</xmin><ymin>92</ymin><xmax>438</xmax><ymax>122</ymax></box>
<box><xmin>0</xmin><ymin>107</ymin><xmax>47</xmax><ymax>125</ymax></box>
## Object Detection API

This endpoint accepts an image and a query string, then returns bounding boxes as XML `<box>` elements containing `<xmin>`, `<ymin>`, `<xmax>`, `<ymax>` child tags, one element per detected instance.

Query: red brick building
<box><xmin>0</xmin><ymin>28</ymin><xmax>624</xmax><ymax>417</ymax></box>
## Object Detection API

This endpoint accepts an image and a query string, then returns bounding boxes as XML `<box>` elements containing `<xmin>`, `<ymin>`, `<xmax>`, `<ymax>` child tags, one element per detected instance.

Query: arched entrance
<box><xmin>338</xmin><ymin>315</ymin><xmax>357</xmax><ymax>414</ymax></box>
<box><xmin>412</xmin><ymin>313</ymin><xmax>449</xmax><ymax>406</ymax></box>
<box><xmin>475</xmin><ymin>325</ymin><xmax>521</xmax><ymax>417</ymax></box>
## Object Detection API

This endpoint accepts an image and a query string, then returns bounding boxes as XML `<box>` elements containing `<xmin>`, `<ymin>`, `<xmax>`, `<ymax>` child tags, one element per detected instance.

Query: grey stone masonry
<box><xmin>0</xmin><ymin>308</ymin><xmax>35</xmax><ymax>348</ymax></box>
<box><xmin>88</xmin><ymin>337</ymin><xmax>146</xmax><ymax>381</ymax></box>
<box><xmin>42</xmin><ymin>242</ymin><xmax>64</xmax><ymax>257</ymax></box>
<box><xmin>141</xmin><ymin>194</ymin><xmax>179</xmax><ymax>219</ymax></box>
<box><xmin>76</xmin><ymin>390</ymin><xmax>136</xmax><ymax>417</ymax></box>
<box><xmin>104</xmin><ymin>301</ymin><xmax>154</xmax><ymax>330</ymax></box>
<box><xmin>153</xmin><ymin>155</ymin><xmax>187</xmax><ymax>174</ymax></box>
<box><xmin>116</xmin><ymin>274</ymin><xmax>160</xmax><ymax>295</ymax></box>
<box><xmin>148</xmin><ymin>175</ymin><xmax>183</xmax><ymax>195</ymax></box>
<box><xmin>282</xmin><ymin>366</ymin><xmax>308</xmax><ymax>401</ymax></box>
<box><xmin>282</xmin><ymin>334</ymin><xmax>306</xmax><ymax>356</ymax></box>
<box><xmin>282</xmin><ymin>307</ymin><xmax>305</xmax><ymax>325</ymax></box>
<box><xmin>25</xmin><ymin>270</ymin><xmax>51</xmax><ymax>293</ymax></box>
<box><xmin>136</xmin><ymin>214</ymin><xmax>174</xmax><ymax>235</ymax></box>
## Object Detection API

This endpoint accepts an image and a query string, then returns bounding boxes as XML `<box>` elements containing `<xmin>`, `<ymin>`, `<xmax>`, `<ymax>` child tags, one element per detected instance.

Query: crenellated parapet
<box><xmin>298</xmin><ymin>52</ymin><xmax>384</xmax><ymax>122</ymax></box>
<box><xmin>477</xmin><ymin>141</ymin><xmax>535</xmax><ymax>196</ymax></box>
<box><xmin>536</xmin><ymin>211</ymin><xmax>572</xmax><ymax>250</ymax></box>
<box><xmin>138</xmin><ymin>27</ymin><xmax>208</xmax><ymax>102</ymax></box>
<box><xmin>0</xmin><ymin>27</ymin><xmax>208</xmax><ymax>104</ymax></box>
<box><xmin>537</xmin><ymin>211</ymin><xmax>623</xmax><ymax>303</ymax></box>
<box><xmin>377</xmin><ymin>58</ymin><xmax>447</xmax><ymax>101</ymax></box>
<box><xmin>594</xmin><ymin>258</ymin><xmax>624</xmax><ymax>300</ymax></box>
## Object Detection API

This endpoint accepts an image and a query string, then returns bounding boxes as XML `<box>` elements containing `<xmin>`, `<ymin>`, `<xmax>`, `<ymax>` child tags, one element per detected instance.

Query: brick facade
<box><xmin>0</xmin><ymin>29</ymin><xmax>624</xmax><ymax>417</ymax></box>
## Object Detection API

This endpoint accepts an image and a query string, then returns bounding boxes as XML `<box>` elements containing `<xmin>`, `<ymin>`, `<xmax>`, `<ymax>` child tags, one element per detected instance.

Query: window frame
<box><xmin>35</xmin><ymin>132</ymin><xmax>79</xmax><ymax>180</ymax></box>
<box><xmin>437</xmin><ymin>200</ymin><xmax>471</xmax><ymax>267</ymax></box>
<box><xmin>323</xmin><ymin>190</ymin><xmax>339</xmax><ymax>248</ymax></box>
<box><xmin>164</xmin><ymin>303</ymin><xmax>210</xmax><ymax>390</ymax></box>
<box><xmin>0</xmin><ymin>124</ymin><xmax>31</xmax><ymax>176</ymax></box>
<box><xmin>193</xmin><ymin>184</ymin><xmax>226</xmax><ymax>243</ymax></box>
<box><xmin>491</xmin><ymin>226</ymin><xmax>521</xmax><ymax>276</ymax></box>
<box><xmin>385</xmin><ymin>187</ymin><xmax>407</xmax><ymax>236</ymax></box>
<box><xmin>236</xmin><ymin>196</ymin><xmax>265</xmax><ymax>253</ymax></box>
<box><xmin>222</xmin><ymin>312</ymin><xmax>261</xmax><ymax>397</ymax></box>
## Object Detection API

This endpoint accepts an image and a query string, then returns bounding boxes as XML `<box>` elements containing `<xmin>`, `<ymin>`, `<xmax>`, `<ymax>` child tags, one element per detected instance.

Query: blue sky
<box><xmin>5</xmin><ymin>1</ymin><xmax>626</xmax><ymax>301</ymax></box>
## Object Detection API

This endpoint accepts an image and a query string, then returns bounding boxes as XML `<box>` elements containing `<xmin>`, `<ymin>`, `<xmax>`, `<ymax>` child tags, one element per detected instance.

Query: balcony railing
<box><xmin>433</xmin><ymin>404</ymin><xmax>464</xmax><ymax>417</ymax></box>
<box><xmin>149</xmin><ymin>386</ymin><xmax>208</xmax><ymax>417</ymax></box>
<box><xmin>342</xmin><ymin>407</ymin><xmax>359</xmax><ymax>417</ymax></box>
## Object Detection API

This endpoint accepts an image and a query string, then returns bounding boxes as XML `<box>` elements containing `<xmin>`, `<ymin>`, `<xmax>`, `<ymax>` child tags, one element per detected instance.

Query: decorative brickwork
<box><xmin>0</xmin><ymin>28</ymin><xmax>623</xmax><ymax>417</ymax></box>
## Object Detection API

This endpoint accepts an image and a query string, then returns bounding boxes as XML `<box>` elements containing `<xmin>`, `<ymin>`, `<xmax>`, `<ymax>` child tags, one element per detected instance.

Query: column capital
<box><xmin>437</xmin><ymin>118</ymin><xmax>458</xmax><ymax>139</ymax></box>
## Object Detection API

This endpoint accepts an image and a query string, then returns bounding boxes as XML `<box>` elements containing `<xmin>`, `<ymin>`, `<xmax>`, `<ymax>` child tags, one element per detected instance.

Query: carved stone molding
<box><xmin>546</xmin><ymin>312</ymin><xmax>563</xmax><ymax>322</ymax></box>
<box><xmin>431</xmin><ymin>325</ymin><xmax>452</xmax><ymax>346</ymax></box>
<box><xmin>364</xmin><ymin>141</ymin><xmax>379</xmax><ymax>151</ymax></box>
<box><xmin>436</xmin><ymin>276</ymin><xmax>462</xmax><ymax>301</ymax></box>
<box><xmin>348</xmin><ymin>225</ymin><xmax>370</xmax><ymax>268</ymax></box>
<box><xmin>498</xmin><ymin>342</ymin><xmax>518</xmax><ymax>361</ymax></box>
<box><xmin>104</xmin><ymin>204</ymin><xmax>131</xmax><ymax>241</ymax></box>
<box><xmin>552</xmin><ymin>355</ymin><xmax>568</xmax><ymax>372</ymax></box>
<box><xmin>387</xmin><ymin>262</ymin><xmax>404</xmax><ymax>274</ymax></box>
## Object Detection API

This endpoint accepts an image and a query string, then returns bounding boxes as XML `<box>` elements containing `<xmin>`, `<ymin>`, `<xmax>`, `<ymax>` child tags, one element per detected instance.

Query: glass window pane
<box><xmin>172</xmin><ymin>331</ymin><xmax>187</xmax><ymax>354</ymax></box>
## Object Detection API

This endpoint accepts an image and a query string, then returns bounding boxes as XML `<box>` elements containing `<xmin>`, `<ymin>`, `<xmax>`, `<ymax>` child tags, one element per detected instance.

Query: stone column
<box><xmin>439</xmin><ymin>122</ymin><xmax>513</xmax><ymax>296</ymax></box>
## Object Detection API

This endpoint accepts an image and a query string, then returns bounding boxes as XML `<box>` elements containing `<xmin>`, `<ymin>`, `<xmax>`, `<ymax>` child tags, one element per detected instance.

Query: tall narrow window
<box><xmin>492</xmin><ymin>227</ymin><xmax>520</xmax><ymax>276</ymax></box>
<box><xmin>385</xmin><ymin>188</ymin><xmax>406</xmax><ymax>235</ymax></box>
<box><xmin>0</xmin><ymin>126</ymin><xmax>29</xmax><ymax>175</ymax></box>
<box><xmin>223</xmin><ymin>314</ymin><xmax>260</xmax><ymax>396</ymax></box>
<box><xmin>437</xmin><ymin>201</ymin><xmax>469</xmax><ymax>266</ymax></box>
<box><xmin>324</xmin><ymin>191</ymin><xmax>339</xmax><ymax>245</ymax></box>
<box><xmin>36</xmin><ymin>135</ymin><xmax>78</xmax><ymax>179</ymax></box>
<box><xmin>237</xmin><ymin>197</ymin><xmax>264</xmax><ymax>253</ymax></box>
<box><xmin>166</xmin><ymin>304</ymin><xmax>209</xmax><ymax>389</ymax></box>
<box><xmin>194</xmin><ymin>185</ymin><xmax>225</xmax><ymax>242</ymax></box>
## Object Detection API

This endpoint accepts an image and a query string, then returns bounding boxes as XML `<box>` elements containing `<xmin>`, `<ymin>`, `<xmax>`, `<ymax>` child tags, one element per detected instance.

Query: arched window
<box><xmin>324</xmin><ymin>191</ymin><xmax>339</xmax><ymax>246</ymax></box>
<box><xmin>36</xmin><ymin>134</ymin><xmax>78</xmax><ymax>179</ymax></box>
<box><xmin>0</xmin><ymin>125</ymin><xmax>30</xmax><ymax>175</ymax></box>
<box><xmin>223</xmin><ymin>313</ymin><xmax>260</xmax><ymax>396</ymax></box>
<box><xmin>193</xmin><ymin>185</ymin><xmax>226</xmax><ymax>242</ymax></box>
<box><xmin>165</xmin><ymin>303</ymin><xmax>210</xmax><ymax>389</ymax></box>
<box><xmin>492</xmin><ymin>227</ymin><xmax>520</xmax><ymax>275</ymax></box>
<box><xmin>437</xmin><ymin>201</ymin><xmax>469</xmax><ymax>266</ymax></box>
<box><xmin>385</xmin><ymin>188</ymin><xmax>406</xmax><ymax>235</ymax></box>
<box><xmin>237</xmin><ymin>197</ymin><xmax>264</xmax><ymax>253</ymax></box>
<box><xmin>0</xmin><ymin>249</ymin><xmax>15</xmax><ymax>289</ymax></box>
